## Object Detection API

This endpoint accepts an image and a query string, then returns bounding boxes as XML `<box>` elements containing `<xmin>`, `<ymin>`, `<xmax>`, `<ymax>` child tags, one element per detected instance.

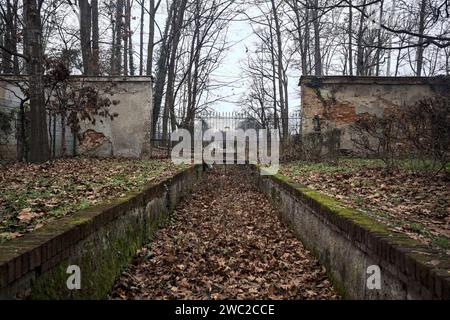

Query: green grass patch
<box><xmin>282</xmin><ymin>158</ymin><xmax>449</xmax><ymax>175</ymax></box>
<box><xmin>0</xmin><ymin>158</ymin><xmax>189</xmax><ymax>241</ymax></box>
<box><xmin>432</xmin><ymin>236</ymin><xmax>450</xmax><ymax>250</ymax></box>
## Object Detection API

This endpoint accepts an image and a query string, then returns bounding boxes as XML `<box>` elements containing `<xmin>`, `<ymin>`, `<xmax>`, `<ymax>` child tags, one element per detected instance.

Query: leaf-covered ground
<box><xmin>0</xmin><ymin>158</ymin><xmax>186</xmax><ymax>243</ymax></box>
<box><xmin>111</xmin><ymin>167</ymin><xmax>338</xmax><ymax>300</ymax></box>
<box><xmin>280</xmin><ymin>159</ymin><xmax>450</xmax><ymax>252</ymax></box>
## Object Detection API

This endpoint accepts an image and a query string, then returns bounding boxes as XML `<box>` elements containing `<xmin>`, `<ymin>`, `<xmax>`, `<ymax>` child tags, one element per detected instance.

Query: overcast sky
<box><xmin>58</xmin><ymin>0</ymin><xmax>449</xmax><ymax>115</ymax></box>
<box><xmin>150</xmin><ymin>1</ymin><xmax>301</xmax><ymax>114</ymax></box>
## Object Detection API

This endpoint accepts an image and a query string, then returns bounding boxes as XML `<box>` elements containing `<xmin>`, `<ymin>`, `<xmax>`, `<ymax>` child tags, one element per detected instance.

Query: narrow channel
<box><xmin>111</xmin><ymin>167</ymin><xmax>339</xmax><ymax>300</ymax></box>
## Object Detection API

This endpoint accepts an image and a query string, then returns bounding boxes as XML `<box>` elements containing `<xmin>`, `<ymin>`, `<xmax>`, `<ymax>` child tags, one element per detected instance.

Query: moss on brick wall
<box><xmin>0</xmin><ymin>165</ymin><xmax>203</xmax><ymax>300</ymax></box>
<box><xmin>255</xmin><ymin>166</ymin><xmax>450</xmax><ymax>299</ymax></box>
<box><xmin>30</xmin><ymin>209</ymin><xmax>166</xmax><ymax>300</ymax></box>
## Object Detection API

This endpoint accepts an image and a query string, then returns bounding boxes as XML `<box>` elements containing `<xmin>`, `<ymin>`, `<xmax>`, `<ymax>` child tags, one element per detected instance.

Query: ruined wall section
<box><xmin>0</xmin><ymin>76</ymin><xmax>153</xmax><ymax>160</ymax></box>
<box><xmin>74</xmin><ymin>77</ymin><xmax>153</xmax><ymax>158</ymax></box>
<box><xmin>300</xmin><ymin>76</ymin><xmax>450</xmax><ymax>151</ymax></box>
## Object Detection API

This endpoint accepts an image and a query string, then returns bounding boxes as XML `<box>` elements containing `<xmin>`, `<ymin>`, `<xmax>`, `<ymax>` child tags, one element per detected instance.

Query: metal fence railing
<box><xmin>150</xmin><ymin>110</ymin><xmax>303</xmax><ymax>159</ymax></box>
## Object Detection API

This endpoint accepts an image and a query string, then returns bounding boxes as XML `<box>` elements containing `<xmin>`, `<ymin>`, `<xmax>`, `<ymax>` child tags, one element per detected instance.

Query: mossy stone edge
<box><xmin>255</xmin><ymin>166</ymin><xmax>450</xmax><ymax>299</ymax></box>
<box><xmin>0</xmin><ymin>165</ymin><xmax>203</xmax><ymax>299</ymax></box>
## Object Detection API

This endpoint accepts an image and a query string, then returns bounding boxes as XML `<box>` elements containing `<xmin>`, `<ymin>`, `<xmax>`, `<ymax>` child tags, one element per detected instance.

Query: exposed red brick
<box><xmin>327</xmin><ymin>103</ymin><xmax>359</xmax><ymax>126</ymax></box>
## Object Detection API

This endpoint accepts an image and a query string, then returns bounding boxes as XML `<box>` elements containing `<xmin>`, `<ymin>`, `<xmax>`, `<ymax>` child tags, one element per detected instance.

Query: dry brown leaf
<box><xmin>111</xmin><ymin>167</ymin><xmax>339</xmax><ymax>300</ymax></box>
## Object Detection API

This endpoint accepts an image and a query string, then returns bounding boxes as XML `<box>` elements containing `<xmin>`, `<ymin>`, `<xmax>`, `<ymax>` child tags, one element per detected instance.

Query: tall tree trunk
<box><xmin>356</xmin><ymin>0</ymin><xmax>367</xmax><ymax>76</ymax></box>
<box><xmin>79</xmin><ymin>0</ymin><xmax>93</xmax><ymax>75</ymax></box>
<box><xmin>146</xmin><ymin>0</ymin><xmax>156</xmax><ymax>75</ymax></box>
<box><xmin>112</xmin><ymin>0</ymin><xmax>124</xmax><ymax>75</ymax></box>
<box><xmin>139</xmin><ymin>0</ymin><xmax>145</xmax><ymax>75</ymax></box>
<box><xmin>375</xmin><ymin>0</ymin><xmax>384</xmax><ymax>76</ymax></box>
<box><xmin>305</xmin><ymin>6</ymin><xmax>311</xmax><ymax>73</ymax></box>
<box><xmin>186</xmin><ymin>10</ymin><xmax>198</xmax><ymax>130</ymax></box>
<box><xmin>348</xmin><ymin>0</ymin><xmax>353</xmax><ymax>76</ymax></box>
<box><xmin>91</xmin><ymin>0</ymin><xmax>100</xmax><ymax>75</ymax></box>
<box><xmin>269</xmin><ymin>19</ymin><xmax>278</xmax><ymax>131</ymax></box>
<box><xmin>12</xmin><ymin>0</ymin><xmax>19</xmax><ymax>75</ymax></box>
<box><xmin>416</xmin><ymin>0</ymin><xmax>427</xmax><ymax>76</ymax></box>
<box><xmin>24</xmin><ymin>0</ymin><xmax>50</xmax><ymax>163</ymax></box>
<box><xmin>270</xmin><ymin>0</ymin><xmax>288</xmax><ymax>147</ymax></box>
<box><xmin>123</xmin><ymin>0</ymin><xmax>129</xmax><ymax>76</ymax></box>
<box><xmin>292</xmin><ymin>0</ymin><xmax>307</xmax><ymax>76</ymax></box>
<box><xmin>311</xmin><ymin>0</ymin><xmax>322</xmax><ymax>76</ymax></box>
<box><xmin>386</xmin><ymin>0</ymin><xmax>396</xmax><ymax>76</ymax></box>
<box><xmin>1</xmin><ymin>0</ymin><xmax>14</xmax><ymax>74</ymax></box>
<box><xmin>185</xmin><ymin>0</ymin><xmax>202</xmax><ymax>131</ymax></box>
<box><xmin>152</xmin><ymin>0</ymin><xmax>175</xmax><ymax>136</ymax></box>
<box><xmin>188</xmin><ymin>19</ymin><xmax>201</xmax><ymax>132</ymax></box>
<box><xmin>1</xmin><ymin>1</ymin><xmax>11</xmax><ymax>74</ymax></box>
<box><xmin>126</xmin><ymin>0</ymin><xmax>134</xmax><ymax>75</ymax></box>
<box><xmin>110</xmin><ymin>0</ymin><xmax>116</xmax><ymax>75</ymax></box>
<box><xmin>163</xmin><ymin>0</ymin><xmax>188</xmax><ymax>143</ymax></box>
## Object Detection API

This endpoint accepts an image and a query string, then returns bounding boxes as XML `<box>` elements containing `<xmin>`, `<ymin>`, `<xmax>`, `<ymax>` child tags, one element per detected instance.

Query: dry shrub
<box><xmin>350</xmin><ymin>113</ymin><xmax>401</xmax><ymax>172</ymax></box>
<box><xmin>282</xmin><ymin>129</ymin><xmax>341</xmax><ymax>164</ymax></box>
<box><xmin>399</xmin><ymin>97</ymin><xmax>450</xmax><ymax>174</ymax></box>
<box><xmin>351</xmin><ymin>96</ymin><xmax>450</xmax><ymax>174</ymax></box>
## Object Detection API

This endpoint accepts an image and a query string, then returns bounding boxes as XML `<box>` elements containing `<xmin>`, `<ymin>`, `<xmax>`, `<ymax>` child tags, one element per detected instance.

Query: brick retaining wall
<box><xmin>256</xmin><ymin>170</ymin><xmax>450</xmax><ymax>300</ymax></box>
<box><xmin>0</xmin><ymin>165</ymin><xmax>203</xmax><ymax>299</ymax></box>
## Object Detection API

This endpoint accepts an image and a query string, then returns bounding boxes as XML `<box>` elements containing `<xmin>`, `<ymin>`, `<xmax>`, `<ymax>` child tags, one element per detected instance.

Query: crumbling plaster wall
<box><xmin>74</xmin><ymin>77</ymin><xmax>153</xmax><ymax>158</ymax></box>
<box><xmin>300</xmin><ymin>76</ymin><xmax>450</xmax><ymax>151</ymax></box>
<box><xmin>0</xmin><ymin>76</ymin><xmax>153</xmax><ymax>160</ymax></box>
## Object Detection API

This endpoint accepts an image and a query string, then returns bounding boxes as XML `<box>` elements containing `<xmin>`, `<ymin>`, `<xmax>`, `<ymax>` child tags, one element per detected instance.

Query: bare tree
<box><xmin>112</xmin><ymin>0</ymin><xmax>124</xmax><ymax>75</ymax></box>
<box><xmin>139</xmin><ymin>0</ymin><xmax>145</xmax><ymax>75</ymax></box>
<box><xmin>78</xmin><ymin>0</ymin><xmax>93</xmax><ymax>75</ymax></box>
<box><xmin>269</xmin><ymin>0</ymin><xmax>288</xmax><ymax>146</ymax></box>
<box><xmin>0</xmin><ymin>0</ymin><xmax>20</xmax><ymax>74</ymax></box>
<box><xmin>24</xmin><ymin>0</ymin><xmax>50</xmax><ymax>162</ymax></box>
<box><xmin>348</xmin><ymin>0</ymin><xmax>353</xmax><ymax>75</ymax></box>
<box><xmin>152</xmin><ymin>0</ymin><xmax>176</xmax><ymax>136</ymax></box>
<box><xmin>162</xmin><ymin>0</ymin><xmax>189</xmax><ymax>142</ymax></box>
<box><xmin>416</xmin><ymin>0</ymin><xmax>427</xmax><ymax>76</ymax></box>
<box><xmin>91</xmin><ymin>0</ymin><xmax>99</xmax><ymax>75</ymax></box>
<box><xmin>146</xmin><ymin>0</ymin><xmax>161</xmax><ymax>76</ymax></box>
<box><xmin>311</xmin><ymin>0</ymin><xmax>323</xmax><ymax>76</ymax></box>
<box><xmin>68</xmin><ymin>0</ymin><xmax>100</xmax><ymax>75</ymax></box>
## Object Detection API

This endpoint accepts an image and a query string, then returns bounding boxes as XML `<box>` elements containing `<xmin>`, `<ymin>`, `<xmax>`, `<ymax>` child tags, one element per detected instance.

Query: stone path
<box><xmin>111</xmin><ymin>167</ymin><xmax>338</xmax><ymax>300</ymax></box>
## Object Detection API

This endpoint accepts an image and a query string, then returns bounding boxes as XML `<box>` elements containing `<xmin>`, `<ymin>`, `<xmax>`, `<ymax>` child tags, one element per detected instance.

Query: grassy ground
<box><xmin>0</xmin><ymin>158</ymin><xmax>188</xmax><ymax>243</ymax></box>
<box><xmin>280</xmin><ymin>159</ymin><xmax>450</xmax><ymax>252</ymax></box>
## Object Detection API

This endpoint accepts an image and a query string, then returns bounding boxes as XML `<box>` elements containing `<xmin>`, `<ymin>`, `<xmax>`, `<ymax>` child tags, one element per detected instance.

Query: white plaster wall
<box><xmin>0</xmin><ymin>76</ymin><xmax>153</xmax><ymax>160</ymax></box>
